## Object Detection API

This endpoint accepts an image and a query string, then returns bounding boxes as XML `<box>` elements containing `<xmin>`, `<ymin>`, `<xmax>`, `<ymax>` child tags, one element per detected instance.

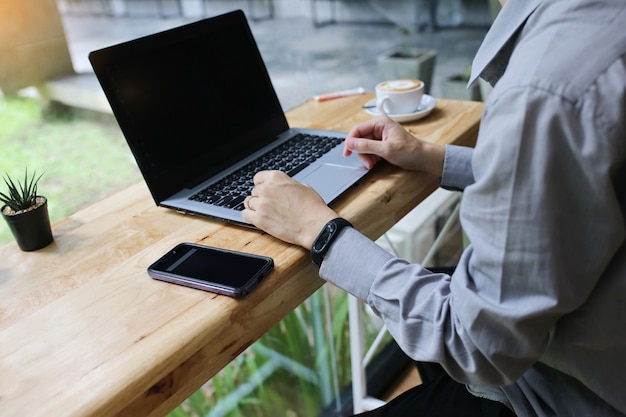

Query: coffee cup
<box><xmin>375</xmin><ymin>79</ymin><xmax>424</xmax><ymax>115</ymax></box>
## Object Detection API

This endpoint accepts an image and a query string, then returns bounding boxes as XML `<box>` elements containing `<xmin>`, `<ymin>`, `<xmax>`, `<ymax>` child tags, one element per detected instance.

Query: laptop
<box><xmin>88</xmin><ymin>10</ymin><xmax>369</xmax><ymax>227</ymax></box>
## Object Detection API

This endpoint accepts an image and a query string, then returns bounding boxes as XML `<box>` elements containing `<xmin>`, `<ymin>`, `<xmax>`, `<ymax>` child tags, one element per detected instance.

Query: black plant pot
<box><xmin>2</xmin><ymin>197</ymin><xmax>54</xmax><ymax>251</ymax></box>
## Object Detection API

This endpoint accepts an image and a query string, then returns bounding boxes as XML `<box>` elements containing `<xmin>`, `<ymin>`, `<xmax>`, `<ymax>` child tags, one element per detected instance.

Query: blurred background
<box><xmin>0</xmin><ymin>1</ymin><xmax>498</xmax><ymax>416</ymax></box>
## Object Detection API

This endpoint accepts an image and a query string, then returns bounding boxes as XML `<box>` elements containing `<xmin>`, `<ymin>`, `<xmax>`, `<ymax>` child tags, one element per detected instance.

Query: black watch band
<box><xmin>311</xmin><ymin>218</ymin><xmax>352</xmax><ymax>268</ymax></box>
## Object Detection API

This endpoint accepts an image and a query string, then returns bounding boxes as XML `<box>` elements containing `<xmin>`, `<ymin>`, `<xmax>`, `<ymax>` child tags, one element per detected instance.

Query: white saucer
<box><xmin>363</xmin><ymin>94</ymin><xmax>436</xmax><ymax>122</ymax></box>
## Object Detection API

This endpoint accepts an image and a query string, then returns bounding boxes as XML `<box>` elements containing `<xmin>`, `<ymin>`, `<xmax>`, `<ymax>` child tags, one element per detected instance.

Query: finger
<box><xmin>357</xmin><ymin>154</ymin><xmax>379</xmax><ymax>170</ymax></box>
<box><xmin>255</xmin><ymin>169</ymin><xmax>290</xmax><ymax>183</ymax></box>
<box><xmin>252</xmin><ymin>170</ymin><xmax>269</xmax><ymax>185</ymax></box>
<box><xmin>241</xmin><ymin>204</ymin><xmax>257</xmax><ymax>223</ymax></box>
<box><xmin>346</xmin><ymin>137</ymin><xmax>384</xmax><ymax>169</ymax></box>
<box><xmin>345</xmin><ymin>119</ymin><xmax>382</xmax><ymax>157</ymax></box>
<box><xmin>346</xmin><ymin>121</ymin><xmax>377</xmax><ymax>142</ymax></box>
<box><xmin>243</xmin><ymin>195</ymin><xmax>257</xmax><ymax>211</ymax></box>
<box><xmin>343</xmin><ymin>142</ymin><xmax>353</xmax><ymax>158</ymax></box>
<box><xmin>345</xmin><ymin>136</ymin><xmax>386</xmax><ymax>157</ymax></box>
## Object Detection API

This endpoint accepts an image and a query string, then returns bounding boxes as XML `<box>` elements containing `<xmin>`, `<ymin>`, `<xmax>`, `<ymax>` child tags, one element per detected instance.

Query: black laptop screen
<box><xmin>89</xmin><ymin>10</ymin><xmax>288</xmax><ymax>203</ymax></box>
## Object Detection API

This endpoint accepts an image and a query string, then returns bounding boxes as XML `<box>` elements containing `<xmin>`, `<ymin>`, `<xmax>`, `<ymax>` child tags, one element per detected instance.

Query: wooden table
<box><xmin>0</xmin><ymin>94</ymin><xmax>483</xmax><ymax>417</ymax></box>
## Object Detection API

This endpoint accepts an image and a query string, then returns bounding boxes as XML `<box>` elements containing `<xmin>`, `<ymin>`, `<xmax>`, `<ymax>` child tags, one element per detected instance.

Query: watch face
<box><xmin>313</xmin><ymin>223</ymin><xmax>335</xmax><ymax>252</ymax></box>
<box><xmin>311</xmin><ymin>218</ymin><xmax>352</xmax><ymax>267</ymax></box>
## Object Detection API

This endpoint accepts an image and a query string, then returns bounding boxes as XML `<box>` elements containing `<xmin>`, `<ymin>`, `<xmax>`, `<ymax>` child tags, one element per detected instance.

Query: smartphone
<box><xmin>147</xmin><ymin>242</ymin><xmax>274</xmax><ymax>297</ymax></box>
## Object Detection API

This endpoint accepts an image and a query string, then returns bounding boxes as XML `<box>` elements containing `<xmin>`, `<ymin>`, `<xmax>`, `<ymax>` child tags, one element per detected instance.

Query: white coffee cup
<box><xmin>375</xmin><ymin>79</ymin><xmax>424</xmax><ymax>115</ymax></box>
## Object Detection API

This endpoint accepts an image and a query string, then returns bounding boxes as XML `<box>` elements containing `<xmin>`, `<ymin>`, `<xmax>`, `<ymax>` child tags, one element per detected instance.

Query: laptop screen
<box><xmin>89</xmin><ymin>10</ymin><xmax>287</xmax><ymax>203</ymax></box>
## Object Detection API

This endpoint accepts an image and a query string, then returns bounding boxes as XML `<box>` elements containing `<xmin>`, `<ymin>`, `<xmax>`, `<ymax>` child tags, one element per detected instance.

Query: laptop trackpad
<box><xmin>300</xmin><ymin>164</ymin><xmax>361</xmax><ymax>202</ymax></box>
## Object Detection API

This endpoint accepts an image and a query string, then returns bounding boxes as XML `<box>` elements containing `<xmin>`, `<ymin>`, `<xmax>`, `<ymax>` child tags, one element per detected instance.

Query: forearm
<box><xmin>318</xmin><ymin>227</ymin><xmax>523</xmax><ymax>385</ymax></box>
<box><xmin>415</xmin><ymin>140</ymin><xmax>446</xmax><ymax>177</ymax></box>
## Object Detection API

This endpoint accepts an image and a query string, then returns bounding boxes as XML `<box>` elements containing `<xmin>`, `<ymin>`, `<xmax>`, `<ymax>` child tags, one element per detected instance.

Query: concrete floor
<box><xmin>60</xmin><ymin>3</ymin><xmax>490</xmax><ymax>111</ymax></box>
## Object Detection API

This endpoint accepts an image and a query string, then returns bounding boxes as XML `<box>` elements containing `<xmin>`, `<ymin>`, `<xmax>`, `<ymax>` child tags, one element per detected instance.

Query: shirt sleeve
<box><xmin>440</xmin><ymin>144</ymin><xmax>475</xmax><ymax>191</ymax></box>
<box><xmin>320</xmin><ymin>83</ymin><xmax>626</xmax><ymax>386</ymax></box>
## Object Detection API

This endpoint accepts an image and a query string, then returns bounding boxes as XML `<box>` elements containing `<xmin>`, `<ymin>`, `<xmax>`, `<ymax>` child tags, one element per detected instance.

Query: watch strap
<box><xmin>311</xmin><ymin>217</ymin><xmax>352</xmax><ymax>267</ymax></box>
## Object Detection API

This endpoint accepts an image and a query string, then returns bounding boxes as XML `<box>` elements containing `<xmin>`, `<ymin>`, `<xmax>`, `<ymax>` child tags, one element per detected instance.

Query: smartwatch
<box><xmin>311</xmin><ymin>217</ymin><xmax>352</xmax><ymax>267</ymax></box>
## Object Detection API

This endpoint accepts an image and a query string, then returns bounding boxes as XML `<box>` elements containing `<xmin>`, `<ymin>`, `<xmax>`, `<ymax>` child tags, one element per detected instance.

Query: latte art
<box><xmin>375</xmin><ymin>78</ymin><xmax>425</xmax><ymax>114</ymax></box>
<box><xmin>377</xmin><ymin>79</ymin><xmax>422</xmax><ymax>93</ymax></box>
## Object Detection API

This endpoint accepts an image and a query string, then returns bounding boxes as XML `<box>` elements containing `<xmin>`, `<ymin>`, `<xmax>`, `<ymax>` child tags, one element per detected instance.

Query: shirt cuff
<box><xmin>319</xmin><ymin>227</ymin><xmax>394</xmax><ymax>301</ymax></box>
<box><xmin>440</xmin><ymin>144</ymin><xmax>475</xmax><ymax>191</ymax></box>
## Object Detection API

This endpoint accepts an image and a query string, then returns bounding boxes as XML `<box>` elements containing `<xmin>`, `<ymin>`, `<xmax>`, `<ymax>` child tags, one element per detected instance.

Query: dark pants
<box><xmin>353</xmin><ymin>362</ymin><xmax>516</xmax><ymax>417</ymax></box>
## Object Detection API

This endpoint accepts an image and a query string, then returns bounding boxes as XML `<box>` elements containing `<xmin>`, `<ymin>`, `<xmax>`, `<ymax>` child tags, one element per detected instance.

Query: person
<box><xmin>243</xmin><ymin>0</ymin><xmax>626</xmax><ymax>415</ymax></box>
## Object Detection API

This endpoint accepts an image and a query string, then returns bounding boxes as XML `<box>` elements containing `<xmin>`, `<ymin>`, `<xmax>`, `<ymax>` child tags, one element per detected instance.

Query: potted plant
<box><xmin>442</xmin><ymin>65</ymin><xmax>482</xmax><ymax>101</ymax></box>
<box><xmin>376</xmin><ymin>27</ymin><xmax>438</xmax><ymax>94</ymax></box>
<box><xmin>1</xmin><ymin>169</ymin><xmax>53</xmax><ymax>251</ymax></box>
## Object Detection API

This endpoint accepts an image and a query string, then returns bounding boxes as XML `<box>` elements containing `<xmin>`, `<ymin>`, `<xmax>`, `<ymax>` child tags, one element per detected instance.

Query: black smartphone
<box><xmin>147</xmin><ymin>242</ymin><xmax>274</xmax><ymax>297</ymax></box>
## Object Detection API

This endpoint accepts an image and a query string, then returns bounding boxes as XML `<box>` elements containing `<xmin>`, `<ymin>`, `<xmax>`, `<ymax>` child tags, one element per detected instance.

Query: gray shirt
<box><xmin>320</xmin><ymin>0</ymin><xmax>626</xmax><ymax>415</ymax></box>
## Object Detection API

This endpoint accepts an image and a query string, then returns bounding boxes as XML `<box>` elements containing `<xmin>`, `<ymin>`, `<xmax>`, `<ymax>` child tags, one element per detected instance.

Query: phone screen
<box><xmin>148</xmin><ymin>243</ymin><xmax>274</xmax><ymax>297</ymax></box>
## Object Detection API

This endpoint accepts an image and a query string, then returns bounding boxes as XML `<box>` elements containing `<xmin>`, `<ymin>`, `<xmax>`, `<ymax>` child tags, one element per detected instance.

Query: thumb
<box><xmin>345</xmin><ymin>137</ymin><xmax>385</xmax><ymax>157</ymax></box>
<box><xmin>344</xmin><ymin>137</ymin><xmax>382</xmax><ymax>169</ymax></box>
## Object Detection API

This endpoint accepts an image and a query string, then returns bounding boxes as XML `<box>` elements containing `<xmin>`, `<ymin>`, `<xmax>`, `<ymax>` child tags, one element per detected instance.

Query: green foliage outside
<box><xmin>0</xmin><ymin>95</ymin><xmax>142</xmax><ymax>244</ymax></box>
<box><xmin>171</xmin><ymin>289</ymin><xmax>389</xmax><ymax>417</ymax></box>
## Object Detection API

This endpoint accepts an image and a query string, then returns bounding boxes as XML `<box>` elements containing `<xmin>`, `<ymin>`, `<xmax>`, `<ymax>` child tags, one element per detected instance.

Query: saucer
<box><xmin>363</xmin><ymin>94</ymin><xmax>436</xmax><ymax>122</ymax></box>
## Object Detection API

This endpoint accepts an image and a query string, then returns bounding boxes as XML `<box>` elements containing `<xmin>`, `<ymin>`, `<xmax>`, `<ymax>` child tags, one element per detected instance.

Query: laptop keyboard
<box><xmin>189</xmin><ymin>133</ymin><xmax>343</xmax><ymax>211</ymax></box>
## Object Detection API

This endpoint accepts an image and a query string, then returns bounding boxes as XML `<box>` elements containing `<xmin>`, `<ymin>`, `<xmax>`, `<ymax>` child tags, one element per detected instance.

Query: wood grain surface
<box><xmin>0</xmin><ymin>95</ymin><xmax>483</xmax><ymax>417</ymax></box>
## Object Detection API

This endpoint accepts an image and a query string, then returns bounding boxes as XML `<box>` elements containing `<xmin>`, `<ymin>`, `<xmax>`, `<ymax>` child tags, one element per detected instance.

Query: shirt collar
<box><xmin>468</xmin><ymin>0</ymin><xmax>543</xmax><ymax>87</ymax></box>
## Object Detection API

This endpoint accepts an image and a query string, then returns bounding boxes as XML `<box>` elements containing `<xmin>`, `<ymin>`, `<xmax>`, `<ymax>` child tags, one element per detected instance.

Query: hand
<box><xmin>344</xmin><ymin>115</ymin><xmax>445</xmax><ymax>176</ymax></box>
<box><xmin>242</xmin><ymin>170</ymin><xmax>338</xmax><ymax>250</ymax></box>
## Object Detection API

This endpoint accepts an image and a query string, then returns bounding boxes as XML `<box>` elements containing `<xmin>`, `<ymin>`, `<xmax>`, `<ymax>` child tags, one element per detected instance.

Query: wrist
<box><xmin>301</xmin><ymin>211</ymin><xmax>338</xmax><ymax>250</ymax></box>
<box><xmin>310</xmin><ymin>217</ymin><xmax>352</xmax><ymax>267</ymax></box>
<box><xmin>419</xmin><ymin>141</ymin><xmax>446</xmax><ymax>176</ymax></box>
